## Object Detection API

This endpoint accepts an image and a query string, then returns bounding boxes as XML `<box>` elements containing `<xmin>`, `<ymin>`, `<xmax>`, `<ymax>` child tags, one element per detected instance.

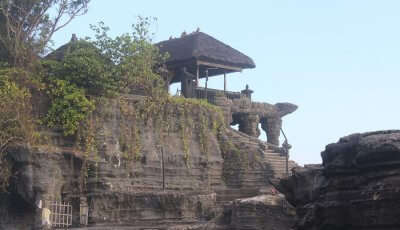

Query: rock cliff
<box><xmin>0</xmin><ymin>94</ymin><xmax>295</xmax><ymax>230</ymax></box>
<box><xmin>279</xmin><ymin>130</ymin><xmax>400</xmax><ymax>230</ymax></box>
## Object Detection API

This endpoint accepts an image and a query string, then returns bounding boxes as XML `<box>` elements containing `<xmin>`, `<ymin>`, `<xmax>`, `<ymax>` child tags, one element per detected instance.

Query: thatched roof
<box><xmin>157</xmin><ymin>32</ymin><xmax>256</xmax><ymax>71</ymax></box>
<box><xmin>45</xmin><ymin>34</ymin><xmax>99</xmax><ymax>61</ymax></box>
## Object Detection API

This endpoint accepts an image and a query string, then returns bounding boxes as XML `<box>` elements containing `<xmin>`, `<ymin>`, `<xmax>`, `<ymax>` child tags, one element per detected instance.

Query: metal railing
<box><xmin>280</xmin><ymin>128</ymin><xmax>291</xmax><ymax>177</ymax></box>
<box><xmin>47</xmin><ymin>201</ymin><xmax>72</xmax><ymax>228</ymax></box>
<box><xmin>281</xmin><ymin>198</ymin><xmax>294</xmax><ymax>214</ymax></box>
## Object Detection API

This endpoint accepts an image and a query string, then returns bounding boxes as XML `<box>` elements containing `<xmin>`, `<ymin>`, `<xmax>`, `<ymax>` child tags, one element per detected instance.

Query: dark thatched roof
<box><xmin>157</xmin><ymin>32</ymin><xmax>256</xmax><ymax>70</ymax></box>
<box><xmin>45</xmin><ymin>35</ymin><xmax>99</xmax><ymax>61</ymax></box>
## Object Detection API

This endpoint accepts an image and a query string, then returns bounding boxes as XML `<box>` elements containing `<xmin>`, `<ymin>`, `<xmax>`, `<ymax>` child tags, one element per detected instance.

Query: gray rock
<box><xmin>0</xmin><ymin>96</ymin><xmax>295</xmax><ymax>229</ymax></box>
<box><xmin>281</xmin><ymin>130</ymin><xmax>400</xmax><ymax>230</ymax></box>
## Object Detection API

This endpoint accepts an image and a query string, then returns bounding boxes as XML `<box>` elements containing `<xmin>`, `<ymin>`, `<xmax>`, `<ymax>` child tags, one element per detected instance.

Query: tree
<box><xmin>89</xmin><ymin>16</ymin><xmax>168</xmax><ymax>94</ymax></box>
<box><xmin>44</xmin><ymin>40</ymin><xmax>116</xmax><ymax>96</ymax></box>
<box><xmin>0</xmin><ymin>0</ymin><xmax>90</xmax><ymax>67</ymax></box>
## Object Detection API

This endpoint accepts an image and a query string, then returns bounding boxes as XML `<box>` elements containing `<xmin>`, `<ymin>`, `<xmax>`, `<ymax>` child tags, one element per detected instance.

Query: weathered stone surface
<box><xmin>260</xmin><ymin>117</ymin><xmax>282</xmax><ymax>146</ymax></box>
<box><xmin>280</xmin><ymin>130</ymin><xmax>400</xmax><ymax>230</ymax></box>
<box><xmin>229</xmin><ymin>98</ymin><xmax>297</xmax><ymax>145</ymax></box>
<box><xmin>212</xmin><ymin>95</ymin><xmax>297</xmax><ymax>145</ymax></box>
<box><xmin>228</xmin><ymin>194</ymin><xmax>295</xmax><ymax>230</ymax></box>
<box><xmin>167</xmin><ymin>194</ymin><xmax>295</xmax><ymax>230</ymax></box>
<box><xmin>322</xmin><ymin>130</ymin><xmax>400</xmax><ymax>171</ymax></box>
<box><xmin>231</xmin><ymin>113</ymin><xmax>260</xmax><ymax>138</ymax></box>
<box><xmin>0</xmin><ymin>96</ymin><xmax>295</xmax><ymax>230</ymax></box>
<box><xmin>278</xmin><ymin>165</ymin><xmax>324</xmax><ymax>207</ymax></box>
<box><xmin>275</xmin><ymin>103</ymin><xmax>298</xmax><ymax>117</ymax></box>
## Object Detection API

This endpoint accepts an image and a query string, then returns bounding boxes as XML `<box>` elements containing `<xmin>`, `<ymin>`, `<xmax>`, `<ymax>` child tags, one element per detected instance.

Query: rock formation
<box><xmin>0</xmin><ymin>95</ymin><xmax>295</xmax><ymax>230</ymax></box>
<box><xmin>215</xmin><ymin>95</ymin><xmax>297</xmax><ymax>146</ymax></box>
<box><xmin>279</xmin><ymin>130</ymin><xmax>400</xmax><ymax>230</ymax></box>
<box><xmin>221</xmin><ymin>194</ymin><xmax>295</xmax><ymax>230</ymax></box>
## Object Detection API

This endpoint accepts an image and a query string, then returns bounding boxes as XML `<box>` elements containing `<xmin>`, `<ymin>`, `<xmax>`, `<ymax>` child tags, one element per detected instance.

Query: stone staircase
<box><xmin>226</xmin><ymin>128</ymin><xmax>296</xmax><ymax>179</ymax></box>
<box><xmin>263</xmin><ymin>151</ymin><xmax>288</xmax><ymax>178</ymax></box>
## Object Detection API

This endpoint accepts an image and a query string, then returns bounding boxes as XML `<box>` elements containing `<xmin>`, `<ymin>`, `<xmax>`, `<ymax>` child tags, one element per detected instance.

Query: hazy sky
<box><xmin>52</xmin><ymin>0</ymin><xmax>400</xmax><ymax>165</ymax></box>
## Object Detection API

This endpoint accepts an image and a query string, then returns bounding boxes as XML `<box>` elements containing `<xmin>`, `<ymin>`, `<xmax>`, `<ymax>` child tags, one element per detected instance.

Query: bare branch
<box><xmin>25</xmin><ymin>3</ymin><xmax>52</xmax><ymax>40</ymax></box>
<box><xmin>0</xmin><ymin>0</ymin><xmax>90</xmax><ymax>66</ymax></box>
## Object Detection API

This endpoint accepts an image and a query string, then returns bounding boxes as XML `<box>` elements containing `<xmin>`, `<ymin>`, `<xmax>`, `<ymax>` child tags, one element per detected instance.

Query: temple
<box><xmin>7</xmin><ymin>32</ymin><xmax>300</xmax><ymax>229</ymax></box>
<box><xmin>158</xmin><ymin>31</ymin><xmax>297</xmax><ymax>146</ymax></box>
<box><xmin>47</xmin><ymin>32</ymin><xmax>297</xmax><ymax>147</ymax></box>
<box><xmin>157</xmin><ymin>31</ymin><xmax>255</xmax><ymax>97</ymax></box>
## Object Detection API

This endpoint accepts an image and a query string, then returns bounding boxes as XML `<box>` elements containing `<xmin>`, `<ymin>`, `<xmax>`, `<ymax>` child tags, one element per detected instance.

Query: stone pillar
<box><xmin>238</xmin><ymin>113</ymin><xmax>260</xmax><ymax>138</ymax></box>
<box><xmin>181</xmin><ymin>78</ymin><xmax>195</xmax><ymax>98</ymax></box>
<box><xmin>180</xmin><ymin>67</ymin><xmax>195</xmax><ymax>98</ymax></box>
<box><xmin>261</xmin><ymin>117</ymin><xmax>282</xmax><ymax>146</ymax></box>
<box><xmin>214</xmin><ymin>95</ymin><xmax>232</xmax><ymax>125</ymax></box>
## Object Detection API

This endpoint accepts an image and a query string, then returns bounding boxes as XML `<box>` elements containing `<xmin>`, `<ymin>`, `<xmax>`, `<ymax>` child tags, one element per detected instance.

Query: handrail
<box><xmin>280</xmin><ymin>127</ymin><xmax>291</xmax><ymax>176</ymax></box>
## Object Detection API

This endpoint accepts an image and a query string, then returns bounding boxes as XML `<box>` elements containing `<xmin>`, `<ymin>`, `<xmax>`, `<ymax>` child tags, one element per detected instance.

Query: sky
<box><xmin>52</xmin><ymin>0</ymin><xmax>400</xmax><ymax>165</ymax></box>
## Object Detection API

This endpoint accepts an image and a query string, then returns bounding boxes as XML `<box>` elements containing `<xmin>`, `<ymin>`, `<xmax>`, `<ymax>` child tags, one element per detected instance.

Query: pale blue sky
<box><xmin>52</xmin><ymin>0</ymin><xmax>400</xmax><ymax>165</ymax></box>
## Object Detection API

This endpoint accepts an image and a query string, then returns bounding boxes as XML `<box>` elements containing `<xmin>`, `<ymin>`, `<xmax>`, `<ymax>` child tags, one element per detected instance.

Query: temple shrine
<box><xmin>158</xmin><ymin>31</ymin><xmax>297</xmax><ymax>146</ymax></box>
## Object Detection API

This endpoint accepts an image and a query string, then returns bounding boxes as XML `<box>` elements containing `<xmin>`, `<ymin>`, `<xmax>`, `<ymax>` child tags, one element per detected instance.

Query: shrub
<box><xmin>89</xmin><ymin>16</ymin><xmax>168</xmax><ymax>95</ymax></box>
<box><xmin>43</xmin><ymin>41</ymin><xmax>116</xmax><ymax>96</ymax></box>
<box><xmin>0</xmin><ymin>72</ymin><xmax>35</xmax><ymax>191</ymax></box>
<box><xmin>41</xmin><ymin>16</ymin><xmax>168</xmax><ymax>136</ymax></box>
<box><xmin>45</xmin><ymin>79</ymin><xmax>95</xmax><ymax>136</ymax></box>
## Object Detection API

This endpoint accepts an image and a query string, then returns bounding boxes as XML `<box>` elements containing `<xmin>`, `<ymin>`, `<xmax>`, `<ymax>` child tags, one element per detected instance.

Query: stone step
<box><xmin>263</xmin><ymin>152</ymin><xmax>285</xmax><ymax>156</ymax></box>
<box><xmin>264</xmin><ymin>160</ymin><xmax>287</xmax><ymax>164</ymax></box>
<box><xmin>264</xmin><ymin>157</ymin><xmax>286</xmax><ymax>162</ymax></box>
<box><xmin>264</xmin><ymin>160</ymin><xmax>287</xmax><ymax>165</ymax></box>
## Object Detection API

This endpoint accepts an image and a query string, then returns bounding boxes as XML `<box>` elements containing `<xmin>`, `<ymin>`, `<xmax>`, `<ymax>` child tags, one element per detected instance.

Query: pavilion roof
<box><xmin>157</xmin><ymin>32</ymin><xmax>256</xmax><ymax>72</ymax></box>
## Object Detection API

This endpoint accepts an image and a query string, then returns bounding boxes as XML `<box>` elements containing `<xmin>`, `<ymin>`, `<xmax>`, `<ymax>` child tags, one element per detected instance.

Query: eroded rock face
<box><xmin>260</xmin><ymin>117</ymin><xmax>282</xmax><ymax>146</ymax></box>
<box><xmin>215</xmin><ymin>96</ymin><xmax>297</xmax><ymax>145</ymax></box>
<box><xmin>171</xmin><ymin>194</ymin><xmax>295</xmax><ymax>230</ymax></box>
<box><xmin>280</xmin><ymin>130</ymin><xmax>400</xmax><ymax>230</ymax></box>
<box><xmin>322</xmin><ymin>130</ymin><xmax>400</xmax><ymax>171</ymax></box>
<box><xmin>228</xmin><ymin>194</ymin><xmax>295</xmax><ymax>230</ymax></box>
<box><xmin>0</xmin><ymin>96</ymin><xmax>294</xmax><ymax>230</ymax></box>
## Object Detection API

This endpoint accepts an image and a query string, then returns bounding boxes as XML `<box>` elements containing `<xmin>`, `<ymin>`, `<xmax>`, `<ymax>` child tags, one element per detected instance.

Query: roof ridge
<box><xmin>159</xmin><ymin>31</ymin><xmax>202</xmax><ymax>43</ymax></box>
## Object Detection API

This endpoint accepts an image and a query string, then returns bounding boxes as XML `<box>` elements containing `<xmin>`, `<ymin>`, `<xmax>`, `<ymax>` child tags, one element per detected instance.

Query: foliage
<box><xmin>40</xmin><ymin>16</ymin><xmax>168</xmax><ymax>136</ymax></box>
<box><xmin>43</xmin><ymin>40</ymin><xmax>116</xmax><ymax>96</ymax></box>
<box><xmin>88</xmin><ymin>16</ymin><xmax>168</xmax><ymax>95</ymax></box>
<box><xmin>0</xmin><ymin>0</ymin><xmax>90</xmax><ymax>67</ymax></box>
<box><xmin>62</xmin><ymin>43</ymin><xmax>116</xmax><ymax>95</ymax></box>
<box><xmin>118</xmin><ymin>94</ymin><xmax>225</xmax><ymax>168</ymax></box>
<box><xmin>40</xmin><ymin>40</ymin><xmax>112</xmax><ymax>136</ymax></box>
<box><xmin>45</xmin><ymin>79</ymin><xmax>94</xmax><ymax>136</ymax></box>
<box><xmin>0</xmin><ymin>70</ymin><xmax>36</xmax><ymax>191</ymax></box>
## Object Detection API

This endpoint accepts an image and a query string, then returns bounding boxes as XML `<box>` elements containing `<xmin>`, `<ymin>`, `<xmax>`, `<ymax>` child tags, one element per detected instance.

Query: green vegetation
<box><xmin>0</xmin><ymin>6</ymin><xmax>229</xmax><ymax>191</ymax></box>
<box><xmin>39</xmin><ymin>16</ymin><xmax>167</xmax><ymax>136</ymax></box>
<box><xmin>44</xmin><ymin>79</ymin><xmax>95</xmax><ymax>136</ymax></box>
<box><xmin>0</xmin><ymin>69</ymin><xmax>37</xmax><ymax>191</ymax></box>
<box><xmin>117</xmin><ymin>95</ymin><xmax>225</xmax><ymax>167</ymax></box>
<box><xmin>44</xmin><ymin>41</ymin><xmax>116</xmax><ymax>96</ymax></box>
<box><xmin>40</xmin><ymin>40</ymin><xmax>112</xmax><ymax>135</ymax></box>
<box><xmin>0</xmin><ymin>12</ymin><xmax>172</xmax><ymax>189</ymax></box>
<box><xmin>88</xmin><ymin>17</ymin><xmax>168</xmax><ymax>94</ymax></box>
